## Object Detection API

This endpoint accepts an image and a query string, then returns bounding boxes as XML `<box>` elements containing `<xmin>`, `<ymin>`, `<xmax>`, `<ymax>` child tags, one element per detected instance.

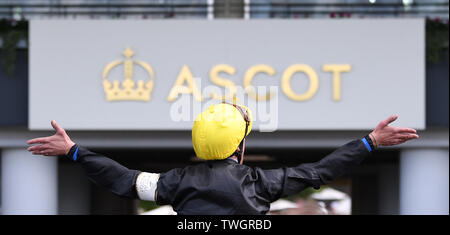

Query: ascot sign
<box><xmin>29</xmin><ymin>20</ymin><xmax>425</xmax><ymax>130</ymax></box>
<box><xmin>103</xmin><ymin>48</ymin><xmax>351</xmax><ymax>103</ymax></box>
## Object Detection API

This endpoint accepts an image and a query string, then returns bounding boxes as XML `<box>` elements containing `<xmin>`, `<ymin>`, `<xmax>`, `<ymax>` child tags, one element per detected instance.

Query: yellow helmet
<box><xmin>192</xmin><ymin>103</ymin><xmax>252</xmax><ymax>160</ymax></box>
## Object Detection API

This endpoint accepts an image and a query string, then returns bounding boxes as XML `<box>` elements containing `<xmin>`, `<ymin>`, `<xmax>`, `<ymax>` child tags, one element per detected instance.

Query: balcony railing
<box><xmin>0</xmin><ymin>0</ymin><xmax>212</xmax><ymax>20</ymax></box>
<box><xmin>250</xmin><ymin>0</ymin><xmax>449</xmax><ymax>19</ymax></box>
<box><xmin>0</xmin><ymin>0</ymin><xmax>448</xmax><ymax>20</ymax></box>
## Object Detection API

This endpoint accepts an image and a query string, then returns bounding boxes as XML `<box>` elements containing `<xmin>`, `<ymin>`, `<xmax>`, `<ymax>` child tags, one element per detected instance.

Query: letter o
<box><xmin>281</xmin><ymin>64</ymin><xmax>319</xmax><ymax>101</ymax></box>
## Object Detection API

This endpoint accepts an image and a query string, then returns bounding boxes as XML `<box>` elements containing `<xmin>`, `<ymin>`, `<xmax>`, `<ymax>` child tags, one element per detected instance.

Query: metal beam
<box><xmin>1</xmin><ymin>127</ymin><xmax>447</xmax><ymax>150</ymax></box>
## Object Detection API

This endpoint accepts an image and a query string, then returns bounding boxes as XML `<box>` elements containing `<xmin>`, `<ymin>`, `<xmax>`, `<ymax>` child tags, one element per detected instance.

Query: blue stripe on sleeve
<box><xmin>73</xmin><ymin>146</ymin><xmax>79</xmax><ymax>161</ymax></box>
<box><xmin>362</xmin><ymin>138</ymin><xmax>372</xmax><ymax>152</ymax></box>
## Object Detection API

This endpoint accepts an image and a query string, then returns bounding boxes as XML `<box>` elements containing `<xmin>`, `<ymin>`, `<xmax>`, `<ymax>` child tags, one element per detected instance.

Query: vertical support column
<box><xmin>1</xmin><ymin>148</ymin><xmax>58</xmax><ymax>215</ymax></box>
<box><xmin>207</xmin><ymin>0</ymin><xmax>214</xmax><ymax>20</ymax></box>
<box><xmin>244</xmin><ymin>0</ymin><xmax>251</xmax><ymax>19</ymax></box>
<box><xmin>400</xmin><ymin>148</ymin><xmax>449</xmax><ymax>215</ymax></box>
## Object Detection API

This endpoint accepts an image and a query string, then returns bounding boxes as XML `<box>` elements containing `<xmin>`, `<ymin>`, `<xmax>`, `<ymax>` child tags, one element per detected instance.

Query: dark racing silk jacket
<box><xmin>65</xmin><ymin>138</ymin><xmax>372</xmax><ymax>215</ymax></box>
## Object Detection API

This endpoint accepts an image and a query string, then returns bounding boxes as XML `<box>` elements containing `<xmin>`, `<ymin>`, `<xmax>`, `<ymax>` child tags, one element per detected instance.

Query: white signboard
<box><xmin>29</xmin><ymin>19</ymin><xmax>425</xmax><ymax>131</ymax></box>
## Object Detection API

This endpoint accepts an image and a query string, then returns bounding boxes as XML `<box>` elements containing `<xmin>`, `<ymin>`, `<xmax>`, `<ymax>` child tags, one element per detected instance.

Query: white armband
<box><xmin>136</xmin><ymin>172</ymin><xmax>160</xmax><ymax>201</ymax></box>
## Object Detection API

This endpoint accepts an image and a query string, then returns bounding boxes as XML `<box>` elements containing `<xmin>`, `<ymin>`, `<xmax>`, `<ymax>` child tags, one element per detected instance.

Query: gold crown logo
<box><xmin>102</xmin><ymin>48</ymin><xmax>154</xmax><ymax>101</ymax></box>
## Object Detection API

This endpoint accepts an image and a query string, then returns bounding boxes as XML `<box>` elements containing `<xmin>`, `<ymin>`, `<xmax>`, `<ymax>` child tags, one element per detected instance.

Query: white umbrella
<box><xmin>330</xmin><ymin>197</ymin><xmax>352</xmax><ymax>215</ymax></box>
<box><xmin>140</xmin><ymin>205</ymin><xmax>177</xmax><ymax>215</ymax></box>
<box><xmin>269</xmin><ymin>199</ymin><xmax>298</xmax><ymax>212</ymax></box>
<box><xmin>310</xmin><ymin>188</ymin><xmax>348</xmax><ymax>201</ymax></box>
<box><xmin>141</xmin><ymin>199</ymin><xmax>301</xmax><ymax>215</ymax></box>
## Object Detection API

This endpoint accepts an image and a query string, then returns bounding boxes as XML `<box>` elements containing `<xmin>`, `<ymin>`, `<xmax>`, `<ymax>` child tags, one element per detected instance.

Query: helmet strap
<box><xmin>239</xmin><ymin>139</ymin><xmax>246</xmax><ymax>165</ymax></box>
<box><xmin>222</xmin><ymin>100</ymin><xmax>250</xmax><ymax>165</ymax></box>
<box><xmin>237</xmin><ymin>121</ymin><xmax>249</xmax><ymax>165</ymax></box>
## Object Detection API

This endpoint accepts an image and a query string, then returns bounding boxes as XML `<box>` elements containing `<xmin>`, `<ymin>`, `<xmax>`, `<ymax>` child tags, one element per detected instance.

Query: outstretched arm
<box><xmin>27</xmin><ymin>121</ymin><xmax>158</xmax><ymax>200</ymax></box>
<box><xmin>310</xmin><ymin>114</ymin><xmax>419</xmax><ymax>186</ymax></box>
<box><xmin>259</xmin><ymin>115</ymin><xmax>419</xmax><ymax>201</ymax></box>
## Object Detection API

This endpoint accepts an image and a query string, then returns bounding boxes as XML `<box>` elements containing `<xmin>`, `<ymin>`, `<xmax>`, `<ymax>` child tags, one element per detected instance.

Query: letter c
<box><xmin>244</xmin><ymin>64</ymin><xmax>275</xmax><ymax>101</ymax></box>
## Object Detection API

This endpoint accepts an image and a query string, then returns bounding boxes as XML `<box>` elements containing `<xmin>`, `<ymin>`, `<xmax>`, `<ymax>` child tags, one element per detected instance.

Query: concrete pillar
<box><xmin>400</xmin><ymin>148</ymin><xmax>449</xmax><ymax>215</ymax></box>
<box><xmin>1</xmin><ymin>148</ymin><xmax>58</xmax><ymax>214</ymax></box>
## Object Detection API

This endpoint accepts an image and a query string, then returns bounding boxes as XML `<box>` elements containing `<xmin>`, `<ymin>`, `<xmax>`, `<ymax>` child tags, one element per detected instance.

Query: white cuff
<box><xmin>136</xmin><ymin>172</ymin><xmax>160</xmax><ymax>201</ymax></box>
